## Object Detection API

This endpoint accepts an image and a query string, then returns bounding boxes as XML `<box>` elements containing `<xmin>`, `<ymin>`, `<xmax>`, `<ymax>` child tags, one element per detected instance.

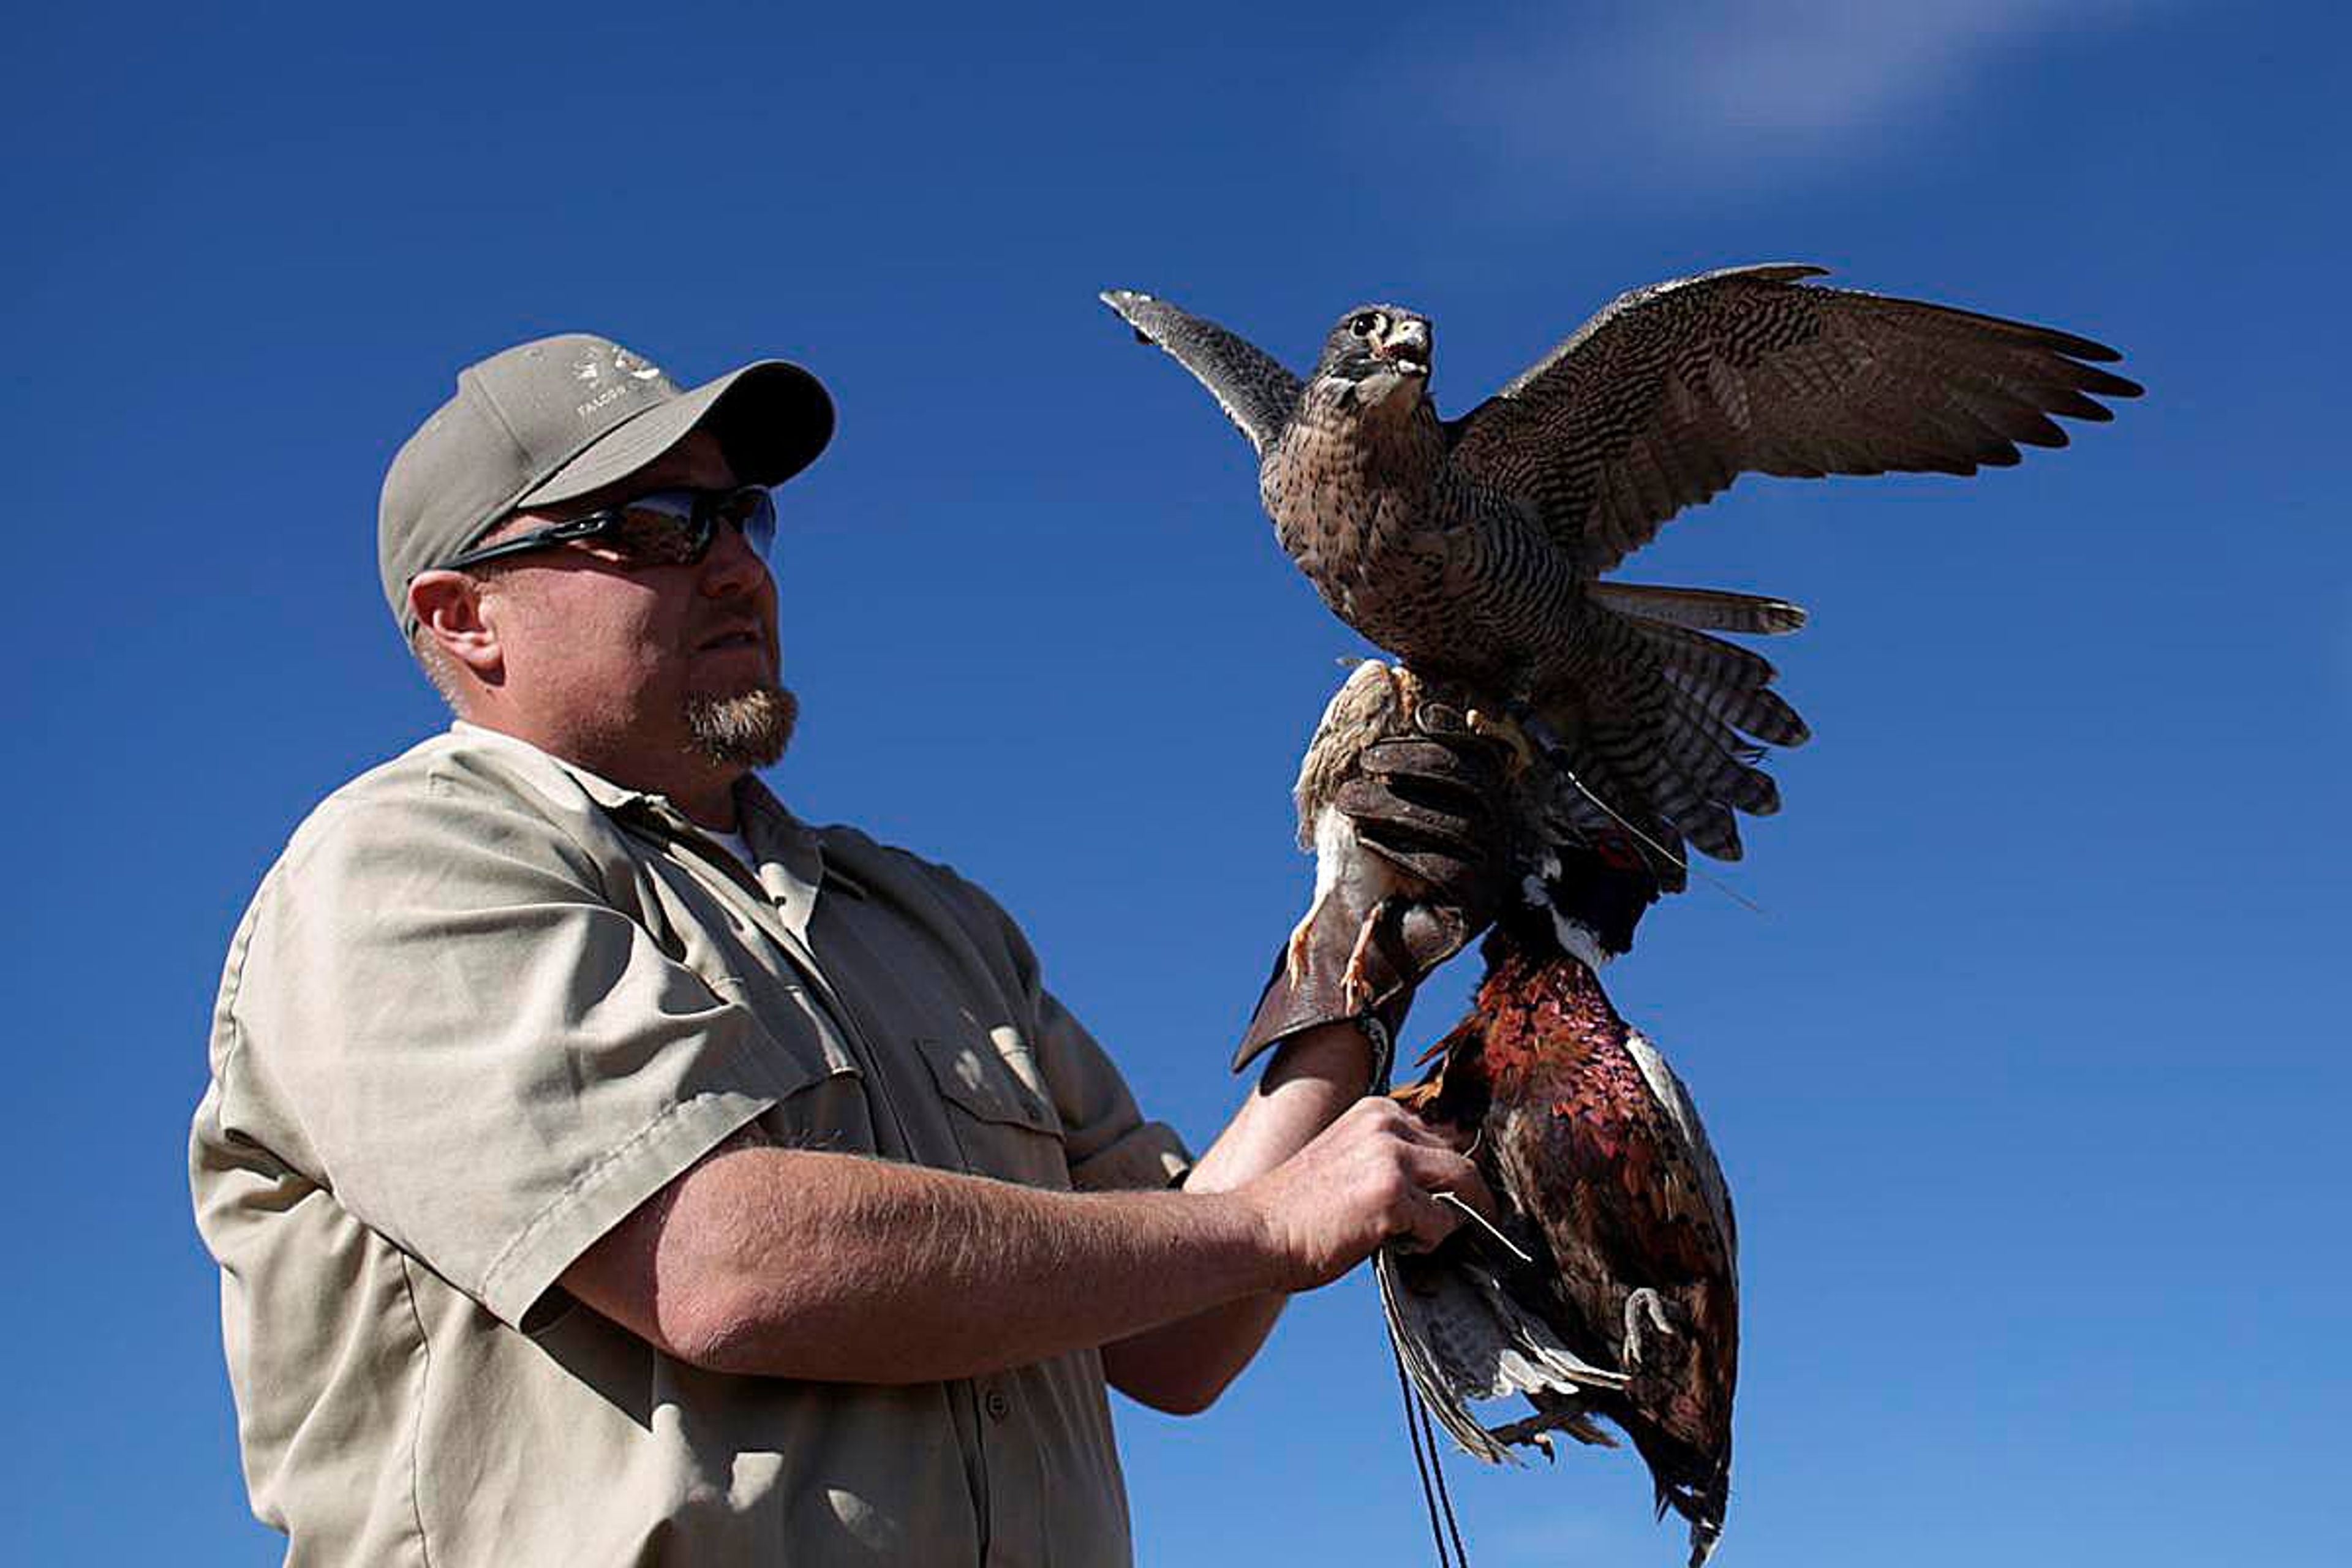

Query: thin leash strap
<box><xmin>1508</xmin><ymin>703</ymin><xmax>1768</xmax><ymax>919</ymax></box>
<box><xmin>1555</xmin><ymin>764</ymin><xmax>1766</xmax><ymax>918</ymax></box>
<box><xmin>1419</xmin><ymin>1392</ymin><xmax>1469</xmax><ymax>1566</ymax></box>
<box><xmin>1390</xmin><ymin>1330</ymin><xmax>1468</xmax><ymax>1568</ymax></box>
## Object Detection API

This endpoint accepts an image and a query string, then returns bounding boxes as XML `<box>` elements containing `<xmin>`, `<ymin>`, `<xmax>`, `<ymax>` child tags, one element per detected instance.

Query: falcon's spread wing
<box><xmin>1099</xmin><ymin>289</ymin><xmax>1303</xmax><ymax>455</ymax></box>
<box><xmin>1446</xmin><ymin>263</ymin><xmax>2144</xmax><ymax>575</ymax></box>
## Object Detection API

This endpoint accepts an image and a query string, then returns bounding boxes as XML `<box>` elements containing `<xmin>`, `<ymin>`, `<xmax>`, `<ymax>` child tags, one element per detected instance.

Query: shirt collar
<box><xmin>447</xmin><ymin>721</ymin><xmax>867</xmax><ymax>900</ymax></box>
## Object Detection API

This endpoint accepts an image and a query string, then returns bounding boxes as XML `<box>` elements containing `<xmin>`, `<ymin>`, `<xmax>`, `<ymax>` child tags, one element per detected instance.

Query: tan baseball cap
<box><xmin>378</xmin><ymin>333</ymin><xmax>833</xmax><ymax>634</ymax></box>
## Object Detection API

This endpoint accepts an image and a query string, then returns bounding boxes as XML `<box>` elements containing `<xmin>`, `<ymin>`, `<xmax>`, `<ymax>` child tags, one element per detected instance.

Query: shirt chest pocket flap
<box><xmin>913</xmin><ymin>1030</ymin><xmax>1069</xmax><ymax>1187</ymax></box>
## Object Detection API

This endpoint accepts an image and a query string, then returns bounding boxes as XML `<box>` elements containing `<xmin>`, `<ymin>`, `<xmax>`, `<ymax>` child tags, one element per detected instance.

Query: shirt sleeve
<box><xmin>1031</xmin><ymin>986</ymin><xmax>1192</xmax><ymax>1193</ymax></box>
<box><xmin>215</xmin><ymin>765</ymin><xmax>779</xmax><ymax>1329</ymax></box>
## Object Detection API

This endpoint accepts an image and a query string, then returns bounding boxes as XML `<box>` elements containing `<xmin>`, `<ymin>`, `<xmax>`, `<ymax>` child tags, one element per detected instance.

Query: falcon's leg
<box><xmin>1465</xmin><ymin>706</ymin><xmax>1537</xmax><ymax>779</ymax></box>
<box><xmin>1503</xmin><ymin>701</ymin><xmax>1570</xmax><ymax>766</ymax></box>
<box><xmin>1622</xmin><ymin>1287</ymin><xmax>1676</xmax><ymax>1368</ymax></box>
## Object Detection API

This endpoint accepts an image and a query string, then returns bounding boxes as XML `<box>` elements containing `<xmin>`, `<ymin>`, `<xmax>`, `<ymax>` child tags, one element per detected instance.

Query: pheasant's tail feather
<box><xmin>1673</xmin><ymin>1486</ymin><xmax>1727</xmax><ymax>1568</ymax></box>
<box><xmin>1621</xmin><ymin>1417</ymin><xmax>1732</xmax><ymax>1568</ymax></box>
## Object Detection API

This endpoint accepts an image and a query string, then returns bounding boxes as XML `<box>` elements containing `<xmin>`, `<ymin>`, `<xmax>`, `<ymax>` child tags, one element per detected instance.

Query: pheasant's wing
<box><xmin>1099</xmin><ymin>290</ymin><xmax>1304</xmax><ymax>455</ymax></box>
<box><xmin>1621</xmin><ymin>1027</ymin><xmax>1739</xmax><ymax>1268</ymax></box>
<box><xmin>1376</xmin><ymin>1246</ymin><xmax>1629</xmax><ymax>1466</ymax></box>
<box><xmin>1446</xmin><ymin>263</ymin><xmax>2141</xmax><ymax>575</ymax></box>
<box><xmin>1529</xmin><ymin>1043</ymin><xmax>1737</xmax><ymax>1322</ymax></box>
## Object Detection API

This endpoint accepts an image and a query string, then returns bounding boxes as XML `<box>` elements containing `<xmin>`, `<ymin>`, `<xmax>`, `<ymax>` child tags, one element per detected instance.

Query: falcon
<box><xmin>1102</xmin><ymin>265</ymin><xmax>2139</xmax><ymax>880</ymax></box>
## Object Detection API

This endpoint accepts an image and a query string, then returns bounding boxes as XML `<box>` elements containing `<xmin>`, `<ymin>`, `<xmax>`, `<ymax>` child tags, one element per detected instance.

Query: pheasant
<box><xmin>1383</xmin><ymin>918</ymin><xmax>1737</xmax><ymax>1567</ymax></box>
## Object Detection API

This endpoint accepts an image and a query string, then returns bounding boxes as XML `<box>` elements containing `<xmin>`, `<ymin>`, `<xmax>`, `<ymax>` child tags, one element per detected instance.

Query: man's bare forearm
<box><xmin>1101</xmin><ymin>1022</ymin><xmax>1379</xmax><ymax>1410</ymax></box>
<box><xmin>562</xmin><ymin>1022</ymin><xmax>1474</xmax><ymax>1399</ymax></box>
<box><xmin>565</xmin><ymin>1141</ymin><xmax>1285</xmax><ymax>1383</ymax></box>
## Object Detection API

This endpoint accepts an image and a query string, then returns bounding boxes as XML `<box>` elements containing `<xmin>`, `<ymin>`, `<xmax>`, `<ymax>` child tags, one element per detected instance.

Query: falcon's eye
<box><xmin>1349</xmin><ymin>312</ymin><xmax>1381</xmax><ymax>336</ymax></box>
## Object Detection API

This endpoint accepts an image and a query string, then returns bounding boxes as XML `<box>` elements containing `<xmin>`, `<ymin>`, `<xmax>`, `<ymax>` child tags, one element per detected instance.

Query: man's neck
<box><xmin>455</xmin><ymin>714</ymin><xmax>747</xmax><ymax>831</ymax></box>
<box><xmin>655</xmin><ymin>774</ymin><xmax>745</xmax><ymax>832</ymax></box>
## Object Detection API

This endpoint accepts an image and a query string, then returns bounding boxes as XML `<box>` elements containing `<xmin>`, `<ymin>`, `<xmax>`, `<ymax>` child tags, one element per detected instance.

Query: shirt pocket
<box><xmin>913</xmin><ymin>1030</ymin><xmax>1071</xmax><ymax>1192</ymax></box>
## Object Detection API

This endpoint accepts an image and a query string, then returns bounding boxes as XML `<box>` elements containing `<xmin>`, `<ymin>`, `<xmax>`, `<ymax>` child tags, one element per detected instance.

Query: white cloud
<box><xmin>1424</xmin><ymin>0</ymin><xmax>2162</xmax><ymax>201</ymax></box>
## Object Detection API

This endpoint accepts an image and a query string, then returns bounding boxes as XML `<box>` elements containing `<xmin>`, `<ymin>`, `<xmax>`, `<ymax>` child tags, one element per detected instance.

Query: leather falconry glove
<box><xmin>1234</xmin><ymin>692</ymin><xmax>1517</xmax><ymax>1088</ymax></box>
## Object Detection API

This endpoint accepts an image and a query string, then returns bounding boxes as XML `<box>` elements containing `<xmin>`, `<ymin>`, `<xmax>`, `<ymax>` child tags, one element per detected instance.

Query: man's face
<box><xmin>471</xmin><ymin>429</ymin><xmax>796</xmax><ymax>776</ymax></box>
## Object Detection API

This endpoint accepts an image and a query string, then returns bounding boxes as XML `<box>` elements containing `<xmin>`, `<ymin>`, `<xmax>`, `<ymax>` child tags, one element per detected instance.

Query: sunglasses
<box><xmin>440</xmin><ymin>485</ymin><xmax>778</xmax><ymax>573</ymax></box>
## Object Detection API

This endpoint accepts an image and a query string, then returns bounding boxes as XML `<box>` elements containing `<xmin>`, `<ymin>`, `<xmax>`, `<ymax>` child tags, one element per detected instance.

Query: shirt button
<box><xmin>984</xmin><ymin>1389</ymin><xmax>1012</xmax><ymax>1422</ymax></box>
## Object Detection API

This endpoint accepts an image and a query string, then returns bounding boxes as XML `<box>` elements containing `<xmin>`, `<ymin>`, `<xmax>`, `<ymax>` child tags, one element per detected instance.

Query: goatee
<box><xmin>685</xmin><ymin>684</ymin><xmax>798</xmax><ymax>769</ymax></box>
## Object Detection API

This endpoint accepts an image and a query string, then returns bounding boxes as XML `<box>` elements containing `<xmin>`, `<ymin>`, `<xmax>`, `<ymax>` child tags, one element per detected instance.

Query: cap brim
<box><xmin>518</xmin><ymin>358</ymin><xmax>834</xmax><ymax>508</ymax></box>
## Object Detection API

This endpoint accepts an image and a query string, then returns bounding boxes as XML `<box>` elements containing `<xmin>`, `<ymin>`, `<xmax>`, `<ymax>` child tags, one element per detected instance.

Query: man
<box><xmin>192</xmin><ymin>333</ymin><xmax>1507</xmax><ymax>1565</ymax></box>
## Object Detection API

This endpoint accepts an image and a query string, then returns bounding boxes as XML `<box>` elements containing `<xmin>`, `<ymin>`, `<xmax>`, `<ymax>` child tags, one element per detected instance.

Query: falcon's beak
<box><xmin>1377</xmin><ymin>320</ymin><xmax>1431</xmax><ymax>379</ymax></box>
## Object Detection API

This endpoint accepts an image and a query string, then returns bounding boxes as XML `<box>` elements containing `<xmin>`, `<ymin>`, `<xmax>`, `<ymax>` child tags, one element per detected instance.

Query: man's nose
<box><xmin>699</xmin><ymin>516</ymin><xmax>769</xmax><ymax>597</ymax></box>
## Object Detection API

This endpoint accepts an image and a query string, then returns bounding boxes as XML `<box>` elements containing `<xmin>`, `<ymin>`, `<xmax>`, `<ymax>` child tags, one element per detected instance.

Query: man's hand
<box><xmin>1234</xmin><ymin>1096</ymin><xmax>1493</xmax><ymax>1292</ymax></box>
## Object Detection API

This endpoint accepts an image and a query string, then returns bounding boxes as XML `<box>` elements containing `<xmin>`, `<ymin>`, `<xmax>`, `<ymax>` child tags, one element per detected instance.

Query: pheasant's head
<box><xmin>1311</xmin><ymin>304</ymin><xmax>1432</xmax><ymax>409</ymax></box>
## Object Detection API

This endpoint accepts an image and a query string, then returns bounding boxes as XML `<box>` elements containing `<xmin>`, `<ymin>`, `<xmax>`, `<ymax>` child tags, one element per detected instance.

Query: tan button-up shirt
<box><xmin>192</xmin><ymin>725</ymin><xmax>1191</xmax><ymax>1566</ymax></box>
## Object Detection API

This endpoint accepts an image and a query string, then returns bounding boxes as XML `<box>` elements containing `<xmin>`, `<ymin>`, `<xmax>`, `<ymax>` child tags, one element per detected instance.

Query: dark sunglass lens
<box><xmin>728</xmin><ymin>490</ymin><xmax>778</xmax><ymax>556</ymax></box>
<box><xmin>612</xmin><ymin>500</ymin><xmax>703</xmax><ymax>565</ymax></box>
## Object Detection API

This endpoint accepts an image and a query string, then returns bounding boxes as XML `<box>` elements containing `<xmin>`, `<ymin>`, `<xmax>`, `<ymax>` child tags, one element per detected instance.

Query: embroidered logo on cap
<box><xmin>570</xmin><ymin>344</ymin><xmax>671</xmax><ymax>418</ymax></box>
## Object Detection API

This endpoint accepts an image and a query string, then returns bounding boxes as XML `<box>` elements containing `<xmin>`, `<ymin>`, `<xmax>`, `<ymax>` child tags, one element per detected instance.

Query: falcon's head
<box><xmin>1311</xmin><ymin>304</ymin><xmax>1432</xmax><ymax>407</ymax></box>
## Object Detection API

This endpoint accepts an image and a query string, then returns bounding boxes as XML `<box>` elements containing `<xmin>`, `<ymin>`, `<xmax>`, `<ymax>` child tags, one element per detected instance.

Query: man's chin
<box><xmin>684</xmin><ymin>684</ymin><xmax>798</xmax><ymax>769</ymax></box>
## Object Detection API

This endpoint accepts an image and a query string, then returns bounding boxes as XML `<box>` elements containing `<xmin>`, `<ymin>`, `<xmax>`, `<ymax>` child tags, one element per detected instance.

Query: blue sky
<box><xmin>8</xmin><ymin>1</ymin><xmax>2345</xmax><ymax>1562</ymax></box>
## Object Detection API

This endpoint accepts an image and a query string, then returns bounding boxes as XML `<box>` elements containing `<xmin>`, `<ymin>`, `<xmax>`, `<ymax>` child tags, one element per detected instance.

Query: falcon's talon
<box><xmin>1467</xmin><ymin>707</ymin><xmax>1537</xmax><ymax>777</ymax></box>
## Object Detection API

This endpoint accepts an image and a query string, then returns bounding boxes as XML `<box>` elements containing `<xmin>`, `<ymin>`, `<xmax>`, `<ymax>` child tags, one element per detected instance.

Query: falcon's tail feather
<box><xmin>1588</xmin><ymin>582</ymin><xmax>1807</xmax><ymax>637</ymax></box>
<box><xmin>1533</xmin><ymin>599</ymin><xmax>1812</xmax><ymax>876</ymax></box>
<box><xmin>1527</xmin><ymin>714</ymin><xmax>1694</xmax><ymax>888</ymax></box>
<box><xmin>1624</xmin><ymin>620</ymin><xmax>1811</xmax><ymax>749</ymax></box>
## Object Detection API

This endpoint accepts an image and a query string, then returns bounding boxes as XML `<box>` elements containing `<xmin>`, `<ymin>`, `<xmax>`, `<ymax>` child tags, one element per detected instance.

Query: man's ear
<box><xmin>409</xmin><ymin>571</ymin><xmax>505</xmax><ymax>688</ymax></box>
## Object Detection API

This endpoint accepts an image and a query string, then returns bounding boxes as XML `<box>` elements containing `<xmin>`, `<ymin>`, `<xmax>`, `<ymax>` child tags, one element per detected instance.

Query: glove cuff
<box><xmin>1230</xmin><ymin>937</ymin><xmax>1410</xmax><ymax>1090</ymax></box>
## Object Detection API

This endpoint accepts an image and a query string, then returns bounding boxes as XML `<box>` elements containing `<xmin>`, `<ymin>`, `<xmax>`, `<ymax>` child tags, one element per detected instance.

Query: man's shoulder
<box><xmin>808</xmin><ymin>820</ymin><xmax>976</xmax><ymax>905</ymax></box>
<box><xmin>273</xmin><ymin>727</ymin><xmax>609</xmax><ymax>883</ymax></box>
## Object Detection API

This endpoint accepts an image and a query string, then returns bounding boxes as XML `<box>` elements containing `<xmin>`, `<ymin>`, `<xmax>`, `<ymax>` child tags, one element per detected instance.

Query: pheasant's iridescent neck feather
<box><xmin>1468</xmin><ymin>940</ymin><xmax>1623</xmax><ymax>1088</ymax></box>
